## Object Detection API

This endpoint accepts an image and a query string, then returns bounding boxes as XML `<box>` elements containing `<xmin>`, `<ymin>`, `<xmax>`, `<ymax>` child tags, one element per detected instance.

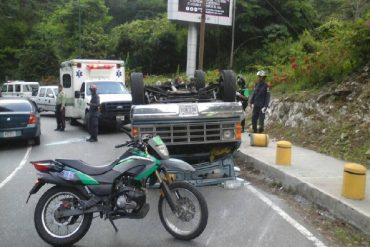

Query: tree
<box><xmin>105</xmin><ymin>0</ymin><xmax>166</xmax><ymax>27</ymax></box>
<box><xmin>39</xmin><ymin>0</ymin><xmax>111</xmax><ymax>60</ymax></box>
<box><xmin>110</xmin><ymin>15</ymin><xmax>186</xmax><ymax>74</ymax></box>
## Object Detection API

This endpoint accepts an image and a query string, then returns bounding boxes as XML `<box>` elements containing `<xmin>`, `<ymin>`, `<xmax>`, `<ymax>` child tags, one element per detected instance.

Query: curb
<box><xmin>237</xmin><ymin>152</ymin><xmax>370</xmax><ymax>236</ymax></box>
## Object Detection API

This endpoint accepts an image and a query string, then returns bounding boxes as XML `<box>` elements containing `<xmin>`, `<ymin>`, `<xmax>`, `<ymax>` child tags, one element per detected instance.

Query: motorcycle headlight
<box><xmin>222</xmin><ymin>129</ymin><xmax>234</xmax><ymax>140</ymax></box>
<box><xmin>157</xmin><ymin>144</ymin><xmax>169</xmax><ymax>157</ymax></box>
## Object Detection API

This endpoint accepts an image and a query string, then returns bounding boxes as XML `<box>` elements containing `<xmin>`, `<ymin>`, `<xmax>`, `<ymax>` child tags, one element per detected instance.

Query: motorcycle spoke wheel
<box><xmin>34</xmin><ymin>186</ymin><xmax>93</xmax><ymax>246</ymax></box>
<box><xmin>158</xmin><ymin>182</ymin><xmax>208</xmax><ymax>240</ymax></box>
<box><xmin>42</xmin><ymin>193</ymin><xmax>84</xmax><ymax>238</ymax></box>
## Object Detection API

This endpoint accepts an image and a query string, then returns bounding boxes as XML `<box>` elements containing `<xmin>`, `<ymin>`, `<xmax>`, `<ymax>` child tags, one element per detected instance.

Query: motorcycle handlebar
<box><xmin>115</xmin><ymin>142</ymin><xmax>128</xmax><ymax>148</ymax></box>
<box><xmin>115</xmin><ymin>139</ymin><xmax>149</xmax><ymax>149</ymax></box>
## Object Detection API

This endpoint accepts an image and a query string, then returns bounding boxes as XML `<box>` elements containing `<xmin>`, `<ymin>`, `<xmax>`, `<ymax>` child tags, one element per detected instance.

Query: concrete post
<box><xmin>186</xmin><ymin>23</ymin><xmax>198</xmax><ymax>79</ymax></box>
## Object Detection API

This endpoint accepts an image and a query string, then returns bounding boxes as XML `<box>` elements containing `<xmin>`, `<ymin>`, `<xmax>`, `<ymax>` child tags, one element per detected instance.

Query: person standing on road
<box><xmin>86</xmin><ymin>84</ymin><xmax>100</xmax><ymax>142</ymax></box>
<box><xmin>250</xmin><ymin>70</ymin><xmax>270</xmax><ymax>133</ymax></box>
<box><xmin>55</xmin><ymin>84</ymin><xmax>66</xmax><ymax>131</ymax></box>
<box><xmin>236</xmin><ymin>75</ymin><xmax>250</xmax><ymax>133</ymax></box>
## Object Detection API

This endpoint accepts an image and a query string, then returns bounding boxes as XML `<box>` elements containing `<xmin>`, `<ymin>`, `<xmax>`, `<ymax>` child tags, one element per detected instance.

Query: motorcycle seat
<box><xmin>56</xmin><ymin>159</ymin><xmax>114</xmax><ymax>175</ymax></box>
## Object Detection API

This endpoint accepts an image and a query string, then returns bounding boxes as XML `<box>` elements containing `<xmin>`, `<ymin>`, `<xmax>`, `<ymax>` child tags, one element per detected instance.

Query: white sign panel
<box><xmin>168</xmin><ymin>0</ymin><xmax>233</xmax><ymax>26</ymax></box>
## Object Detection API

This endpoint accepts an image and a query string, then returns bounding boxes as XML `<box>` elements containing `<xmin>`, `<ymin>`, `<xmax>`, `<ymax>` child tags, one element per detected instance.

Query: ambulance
<box><xmin>59</xmin><ymin>59</ymin><xmax>132</xmax><ymax>128</ymax></box>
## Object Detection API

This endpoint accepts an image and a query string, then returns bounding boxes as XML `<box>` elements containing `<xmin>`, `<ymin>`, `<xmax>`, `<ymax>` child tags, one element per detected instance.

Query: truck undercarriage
<box><xmin>129</xmin><ymin>70</ymin><xmax>244</xmax><ymax>186</ymax></box>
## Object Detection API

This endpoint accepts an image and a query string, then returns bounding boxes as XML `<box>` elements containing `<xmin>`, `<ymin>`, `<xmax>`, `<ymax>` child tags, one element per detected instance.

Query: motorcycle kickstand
<box><xmin>108</xmin><ymin>217</ymin><xmax>119</xmax><ymax>232</ymax></box>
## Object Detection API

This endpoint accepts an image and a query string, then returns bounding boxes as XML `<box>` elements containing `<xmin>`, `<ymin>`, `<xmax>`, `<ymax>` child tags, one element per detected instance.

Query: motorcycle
<box><xmin>27</xmin><ymin>133</ymin><xmax>208</xmax><ymax>246</ymax></box>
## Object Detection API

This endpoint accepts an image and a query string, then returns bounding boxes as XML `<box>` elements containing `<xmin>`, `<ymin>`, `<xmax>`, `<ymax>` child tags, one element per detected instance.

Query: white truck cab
<box><xmin>60</xmin><ymin>59</ymin><xmax>132</xmax><ymax>128</ymax></box>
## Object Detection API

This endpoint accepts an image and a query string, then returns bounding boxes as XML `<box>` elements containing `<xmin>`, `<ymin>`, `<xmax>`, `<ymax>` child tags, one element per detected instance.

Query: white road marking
<box><xmin>44</xmin><ymin>138</ymin><xmax>85</xmax><ymax>146</ymax></box>
<box><xmin>0</xmin><ymin>147</ymin><xmax>32</xmax><ymax>190</ymax></box>
<box><xmin>246</xmin><ymin>184</ymin><xmax>327</xmax><ymax>247</ymax></box>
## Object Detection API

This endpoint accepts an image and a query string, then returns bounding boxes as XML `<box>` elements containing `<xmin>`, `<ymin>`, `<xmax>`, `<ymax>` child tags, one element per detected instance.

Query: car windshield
<box><xmin>86</xmin><ymin>82</ymin><xmax>128</xmax><ymax>95</ymax></box>
<box><xmin>26</xmin><ymin>84</ymin><xmax>39</xmax><ymax>96</ymax></box>
<box><xmin>53</xmin><ymin>88</ymin><xmax>58</xmax><ymax>95</ymax></box>
<box><xmin>0</xmin><ymin>100</ymin><xmax>32</xmax><ymax>112</ymax></box>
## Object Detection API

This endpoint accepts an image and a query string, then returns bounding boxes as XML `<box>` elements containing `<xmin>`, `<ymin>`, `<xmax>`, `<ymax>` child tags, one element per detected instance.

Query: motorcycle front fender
<box><xmin>160</xmin><ymin>158</ymin><xmax>195</xmax><ymax>172</ymax></box>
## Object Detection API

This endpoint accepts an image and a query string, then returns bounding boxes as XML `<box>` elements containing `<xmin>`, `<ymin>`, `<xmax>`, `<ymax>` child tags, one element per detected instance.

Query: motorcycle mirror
<box><xmin>121</xmin><ymin>126</ymin><xmax>133</xmax><ymax>140</ymax></box>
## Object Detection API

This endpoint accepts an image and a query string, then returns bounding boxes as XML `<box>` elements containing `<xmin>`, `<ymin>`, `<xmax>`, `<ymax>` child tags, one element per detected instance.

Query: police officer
<box><xmin>55</xmin><ymin>84</ymin><xmax>66</xmax><ymax>131</ymax></box>
<box><xmin>86</xmin><ymin>84</ymin><xmax>100</xmax><ymax>142</ymax></box>
<box><xmin>250</xmin><ymin>70</ymin><xmax>270</xmax><ymax>133</ymax></box>
<box><xmin>236</xmin><ymin>75</ymin><xmax>250</xmax><ymax>132</ymax></box>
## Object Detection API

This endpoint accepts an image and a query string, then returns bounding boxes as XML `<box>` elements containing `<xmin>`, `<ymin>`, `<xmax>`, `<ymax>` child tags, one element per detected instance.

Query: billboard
<box><xmin>168</xmin><ymin>0</ymin><xmax>233</xmax><ymax>26</ymax></box>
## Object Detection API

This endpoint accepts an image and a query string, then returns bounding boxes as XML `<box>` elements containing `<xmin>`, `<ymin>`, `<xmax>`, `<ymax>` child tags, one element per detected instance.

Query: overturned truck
<box><xmin>129</xmin><ymin>70</ymin><xmax>244</xmax><ymax>186</ymax></box>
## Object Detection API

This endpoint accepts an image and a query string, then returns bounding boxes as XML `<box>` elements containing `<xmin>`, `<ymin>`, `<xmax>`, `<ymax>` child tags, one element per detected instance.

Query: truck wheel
<box><xmin>131</xmin><ymin>73</ymin><xmax>145</xmax><ymax>105</ymax></box>
<box><xmin>220</xmin><ymin>70</ymin><xmax>236</xmax><ymax>102</ymax></box>
<box><xmin>194</xmin><ymin>70</ymin><xmax>205</xmax><ymax>90</ymax></box>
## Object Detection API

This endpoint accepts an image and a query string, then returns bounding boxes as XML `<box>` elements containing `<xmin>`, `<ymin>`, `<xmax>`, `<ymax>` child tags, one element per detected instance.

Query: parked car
<box><xmin>31</xmin><ymin>85</ymin><xmax>58</xmax><ymax>112</ymax></box>
<box><xmin>1</xmin><ymin>81</ymin><xmax>40</xmax><ymax>98</ymax></box>
<box><xmin>0</xmin><ymin>98</ymin><xmax>41</xmax><ymax>145</ymax></box>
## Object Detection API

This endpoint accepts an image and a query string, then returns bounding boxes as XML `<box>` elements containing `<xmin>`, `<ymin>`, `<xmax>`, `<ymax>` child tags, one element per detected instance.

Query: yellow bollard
<box><xmin>276</xmin><ymin>141</ymin><xmax>292</xmax><ymax>166</ymax></box>
<box><xmin>342</xmin><ymin>163</ymin><xmax>367</xmax><ymax>200</ymax></box>
<box><xmin>250</xmin><ymin>133</ymin><xmax>269</xmax><ymax>147</ymax></box>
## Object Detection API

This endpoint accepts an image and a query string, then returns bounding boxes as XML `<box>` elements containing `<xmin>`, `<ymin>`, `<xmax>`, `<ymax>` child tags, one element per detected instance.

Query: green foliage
<box><xmin>258</xmin><ymin>11</ymin><xmax>370</xmax><ymax>92</ymax></box>
<box><xmin>110</xmin><ymin>15</ymin><xmax>187</xmax><ymax>74</ymax></box>
<box><xmin>106</xmin><ymin>0</ymin><xmax>166</xmax><ymax>27</ymax></box>
<box><xmin>39</xmin><ymin>0</ymin><xmax>111</xmax><ymax>60</ymax></box>
<box><xmin>17</xmin><ymin>36</ymin><xmax>60</xmax><ymax>83</ymax></box>
<box><xmin>0</xmin><ymin>0</ymin><xmax>367</xmax><ymax>84</ymax></box>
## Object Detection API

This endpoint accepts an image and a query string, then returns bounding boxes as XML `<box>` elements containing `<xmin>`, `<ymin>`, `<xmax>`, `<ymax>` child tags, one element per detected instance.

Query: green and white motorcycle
<box><xmin>27</xmin><ymin>133</ymin><xmax>208</xmax><ymax>246</ymax></box>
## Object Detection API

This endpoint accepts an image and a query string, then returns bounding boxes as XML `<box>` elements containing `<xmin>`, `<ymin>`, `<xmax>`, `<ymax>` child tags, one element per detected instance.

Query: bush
<box><xmin>254</xmin><ymin>16</ymin><xmax>369</xmax><ymax>92</ymax></box>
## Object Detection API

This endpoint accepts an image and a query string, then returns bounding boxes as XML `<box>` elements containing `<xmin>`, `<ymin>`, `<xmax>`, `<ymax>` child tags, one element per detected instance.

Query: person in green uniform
<box><xmin>236</xmin><ymin>75</ymin><xmax>250</xmax><ymax>133</ymax></box>
<box><xmin>55</xmin><ymin>84</ymin><xmax>66</xmax><ymax>131</ymax></box>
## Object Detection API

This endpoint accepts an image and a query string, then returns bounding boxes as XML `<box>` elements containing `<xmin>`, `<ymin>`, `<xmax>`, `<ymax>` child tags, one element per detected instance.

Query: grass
<box><xmin>267</xmin><ymin>122</ymin><xmax>369</xmax><ymax>167</ymax></box>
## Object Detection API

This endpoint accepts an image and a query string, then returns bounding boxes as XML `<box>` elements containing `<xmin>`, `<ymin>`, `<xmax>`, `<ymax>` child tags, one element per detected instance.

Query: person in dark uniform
<box><xmin>55</xmin><ymin>84</ymin><xmax>66</xmax><ymax>131</ymax></box>
<box><xmin>86</xmin><ymin>84</ymin><xmax>100</xmax><ymax>142</ymax></box>
<box><xmin>236</xmin><ymin>75</ymin><xmax>250</xmax><ymax>133</ymax></box>
<box><xmin>250</xmin><ymin>70</ymin><xmax>270</xmax><ymax>133</ymax></box>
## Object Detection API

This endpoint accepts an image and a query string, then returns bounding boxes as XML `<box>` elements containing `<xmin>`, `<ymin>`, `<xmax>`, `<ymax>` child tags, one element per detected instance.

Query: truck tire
<box><xmin>194</xmin><ymin>70</ymin><xmax>205</xmax><ymax>90</ymax></box>
<box><xmin>131</xmin><ymin>73</ymin><xmax>145</xmax><ymax>105</ymax></box>
<box><xmin>220</xmin><ymin>70</ymin><xmax>236</xmax><ymax>102</ymax></box>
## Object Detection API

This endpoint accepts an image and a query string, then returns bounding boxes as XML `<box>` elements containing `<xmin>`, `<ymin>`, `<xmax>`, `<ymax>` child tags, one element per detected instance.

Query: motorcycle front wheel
<box><xmin>158</xmin><ymin>181</ymin><xmax>208</xmax><ymax>240</ymax></box>
<box><xmin>34</xmin><ymin>186</ymin><xmax>93</xmax><ymax>246</ymax></box>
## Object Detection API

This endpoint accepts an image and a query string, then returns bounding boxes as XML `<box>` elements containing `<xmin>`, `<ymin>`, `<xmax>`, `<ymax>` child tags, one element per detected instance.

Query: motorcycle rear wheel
<box><xmin>158</xmin><ymin>181</ymin><xmax>208</xmax><ymax>240</ymax></box>
<box><xmin>34</xmin><ymin>186</ymin><xmax>93</xmax><ymax>246</ymax></box>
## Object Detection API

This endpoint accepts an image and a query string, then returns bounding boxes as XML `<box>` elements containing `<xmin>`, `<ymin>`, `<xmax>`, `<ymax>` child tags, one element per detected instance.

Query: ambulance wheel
<box><xmin>70</xmin><ymin>118</ymin><xmax>78</xmax><ymax>126</ymax></box>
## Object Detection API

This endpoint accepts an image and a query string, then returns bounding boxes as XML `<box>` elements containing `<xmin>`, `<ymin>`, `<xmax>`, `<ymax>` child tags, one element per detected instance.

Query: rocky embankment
<box><xmin>263</xmin><ymin>66</ymin><xmax>370</xmax><ymax>166</ymax></box>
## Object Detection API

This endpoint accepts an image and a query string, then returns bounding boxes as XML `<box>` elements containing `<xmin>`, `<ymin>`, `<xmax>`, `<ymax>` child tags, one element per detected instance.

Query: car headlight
<box><xmin>222</xmin><ymin>129</ymin><xmax>234</xmax><ymax>140</ymax></box>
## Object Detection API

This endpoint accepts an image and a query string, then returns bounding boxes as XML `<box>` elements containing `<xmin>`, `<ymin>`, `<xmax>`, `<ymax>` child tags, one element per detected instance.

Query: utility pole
<box><xmin>229</xmin><ymin>0</ymin><xmax>236</xmax><ymax>69</ymax></box>
<box><xmin>198</xmin><ymin>0</ymin><xmax>206</xmax><ymax>70</ymax></box>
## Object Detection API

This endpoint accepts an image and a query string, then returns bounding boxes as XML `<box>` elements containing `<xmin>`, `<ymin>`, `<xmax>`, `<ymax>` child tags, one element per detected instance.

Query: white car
<box><xmin>31</xmin><ymin>86</ymin><xmax>58</xmax><ymax>112</ymax></box>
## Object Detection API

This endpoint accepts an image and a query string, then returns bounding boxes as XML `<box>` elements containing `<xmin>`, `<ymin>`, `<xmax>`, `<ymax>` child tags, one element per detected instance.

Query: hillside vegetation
<box><xmin>0</xmin><ymin>0</ymin><xmax>369</xmax><ymax>85</ymax></box>
<box><xmin>263</xmin><ymin>67</ymin><xmax>370</xmax><ymax>166</ymax></box>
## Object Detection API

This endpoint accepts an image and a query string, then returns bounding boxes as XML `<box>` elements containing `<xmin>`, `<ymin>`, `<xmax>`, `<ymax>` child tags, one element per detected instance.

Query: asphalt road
<box><xmin>0</xmin><ymin>113</ymin><xmax>327</xmax><ymax>247</ymax></box>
